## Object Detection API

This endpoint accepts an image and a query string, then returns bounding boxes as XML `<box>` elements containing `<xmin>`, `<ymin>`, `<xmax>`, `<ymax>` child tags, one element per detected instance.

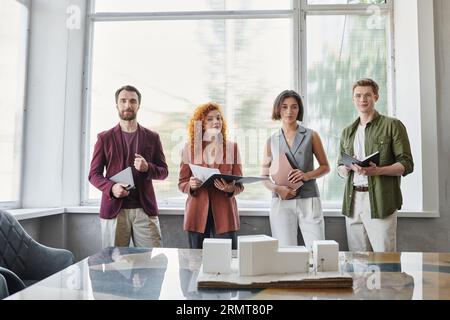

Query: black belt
<box><xmin>353</xmin><ymin>186</ymin><xmax>369</xmax><ymax>192</ymax></box>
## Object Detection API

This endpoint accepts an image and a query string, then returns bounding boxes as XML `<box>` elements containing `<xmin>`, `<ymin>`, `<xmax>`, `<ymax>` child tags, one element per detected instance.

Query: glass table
<box><xmin>6</xmin><ymin>247</ymin><xmax>450</xmax><ymax>300</ymax></box>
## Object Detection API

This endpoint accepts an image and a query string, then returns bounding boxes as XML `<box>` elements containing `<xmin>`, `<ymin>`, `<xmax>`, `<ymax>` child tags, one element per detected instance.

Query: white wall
<box><xmin>394</xmin><ymin>0</ymin><xmax>438</xmax><ymax>214</ymax></box>
<box><xmin>22</xmin><ymin>0</ymin><xmax>86</xmax><ymax>207</ymax></box>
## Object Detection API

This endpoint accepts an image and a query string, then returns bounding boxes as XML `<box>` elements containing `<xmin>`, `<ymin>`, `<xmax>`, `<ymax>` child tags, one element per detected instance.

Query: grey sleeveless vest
<box><xmin>269</xmin><ymin>125</ymin><xmax>320</xmax><ymax>199</ymax></box>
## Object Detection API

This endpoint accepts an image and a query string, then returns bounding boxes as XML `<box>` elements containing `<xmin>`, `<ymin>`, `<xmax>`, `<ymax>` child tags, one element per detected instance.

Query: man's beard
<box><xmin>119</xmin><ymin>110</ymin><xmax>136</xmax><ymax>121</ymax></box>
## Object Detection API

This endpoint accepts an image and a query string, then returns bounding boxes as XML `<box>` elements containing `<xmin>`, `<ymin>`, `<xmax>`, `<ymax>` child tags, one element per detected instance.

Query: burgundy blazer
<box><xmin>88</xmin><ymin>124</ymin><xmax>168</xmax><ymax>219</ymax></box>
<box><xmin>178</xmin><ymin>142</ymin><xmax>244</xmax><ymax>234</ymax></box>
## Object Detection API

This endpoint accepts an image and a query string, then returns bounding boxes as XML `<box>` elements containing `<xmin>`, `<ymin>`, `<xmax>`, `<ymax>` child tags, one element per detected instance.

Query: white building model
<box><xmin>238</xmin><ymin>235</ymin><xmax>309</xmax><ymax>276</ymax></box>
<box><xmin>312</xmin><ymin>240</ymin><xmax>339</xmax><ymax>272</ymax></box>
<box><xmin>202</xmin><ymin>238</ymin><xmax>232</xmax><ymax>274</ymax></box>
<box><xmin>202</xmin><ymin>236</ymin><xmax>341</xmax><ymax>276</ymax></box>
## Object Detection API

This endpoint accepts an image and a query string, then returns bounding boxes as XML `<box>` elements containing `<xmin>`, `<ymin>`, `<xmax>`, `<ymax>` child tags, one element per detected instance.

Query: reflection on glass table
<box><xmin>6</xmin><ymin>248</ymin><xmax>450</xmax><ymax>300</ymax></box>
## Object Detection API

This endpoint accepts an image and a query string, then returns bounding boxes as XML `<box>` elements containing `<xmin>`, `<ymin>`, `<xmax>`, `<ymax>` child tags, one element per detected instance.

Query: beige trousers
<box><xmin>345</xmin><ymin>191</ymin><xmax>397</xmax><ymax>253</ymax></box>
<box><xmin>100</xmin><ymin>208</ymin><xmax>162</xmax><ymax>248</ymax></box>
<box><xmin>269</xmin><ymin>197</ymin><xmax>325</xmax><ymax>250</ymax></box>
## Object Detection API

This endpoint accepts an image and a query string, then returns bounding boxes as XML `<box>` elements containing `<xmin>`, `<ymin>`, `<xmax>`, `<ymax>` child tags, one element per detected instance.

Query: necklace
<box><xmin>282</xmin><ymin>126</ymin><xmax>298</xmax><ymax>146</ymax></box>
<box><xmin>284</xmin><ymin>132</ymin><xmax>296</xmax><ymax>143</ymax></box>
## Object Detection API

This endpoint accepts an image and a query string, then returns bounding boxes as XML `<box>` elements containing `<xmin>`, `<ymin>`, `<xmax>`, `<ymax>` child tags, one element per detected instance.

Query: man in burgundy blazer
<box><xmin>89</xmin><ymin>85</ymin><xmax>168</xmax><ymax>248</ymax></box>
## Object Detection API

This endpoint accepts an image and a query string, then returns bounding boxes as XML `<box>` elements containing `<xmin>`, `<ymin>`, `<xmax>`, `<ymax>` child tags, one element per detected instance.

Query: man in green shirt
<box><xmin>337</xmin><ymin>79</ymin><xmax>414</xmax><ymax>252</ymax></box>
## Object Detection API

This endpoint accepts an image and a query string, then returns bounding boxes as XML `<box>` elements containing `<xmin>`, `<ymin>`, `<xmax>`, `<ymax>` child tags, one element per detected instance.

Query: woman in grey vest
<box><xmin>261</xmin><ymin>90</ymin><xmax>330</xmax><ymax>250</ymax></box>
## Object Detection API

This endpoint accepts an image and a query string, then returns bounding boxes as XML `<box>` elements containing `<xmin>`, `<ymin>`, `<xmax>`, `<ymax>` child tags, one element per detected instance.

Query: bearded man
<box><xmin>89</xmin><ymin>85</ymin><xmax>168</xmax><ymax>248</ymax></box>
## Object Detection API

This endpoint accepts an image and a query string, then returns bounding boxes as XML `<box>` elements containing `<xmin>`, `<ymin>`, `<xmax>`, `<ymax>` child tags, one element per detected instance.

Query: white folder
<box><xmin>109</xmin><ymin>167</ymin><xmax>135</xmax><ymax>190</ymax></box>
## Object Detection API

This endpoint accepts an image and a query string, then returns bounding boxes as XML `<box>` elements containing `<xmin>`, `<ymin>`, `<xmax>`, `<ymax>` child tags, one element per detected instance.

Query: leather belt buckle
<box><xmin>353</xmin><ymin>186</ymin><xmax>369</xmax><ymax>192</ymax></box>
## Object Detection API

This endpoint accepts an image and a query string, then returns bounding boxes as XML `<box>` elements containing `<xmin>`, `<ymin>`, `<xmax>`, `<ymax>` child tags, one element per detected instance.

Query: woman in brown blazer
<box><xmin>179</xmin><ymin>102</ymin><xmax>244</xmax><ymax>249</ymax></box>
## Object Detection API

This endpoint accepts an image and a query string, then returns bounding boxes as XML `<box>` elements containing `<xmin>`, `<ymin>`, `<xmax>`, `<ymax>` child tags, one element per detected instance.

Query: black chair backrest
<box><xmin>0</xmin><ymin>266</ymin><xmax>25</xmax><ymax>296</ymax></box>
<box><xmin>0</xmin><ymin>210</ymin><xmax>35</xmax><ymax>279</ymax></box>
<box><xmin>0</xmin><ymin>273</ymin><xmax>9</xmax><ymax>299</ymax></box>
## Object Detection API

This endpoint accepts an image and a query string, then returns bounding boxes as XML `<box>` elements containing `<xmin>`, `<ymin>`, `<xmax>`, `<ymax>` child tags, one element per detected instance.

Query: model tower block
<box><xmin>202</xmin><ymin>238</ymin><xmax>232</xmax><ymax>274</ymax></box>
<box><xmin>312</xmin><ymin>240</ymin><xmax>339</xmax><ymax>272</ymax></box>
<box><xmin>238</xmin><ymin>235</ymin><xmax>309</xmax><ymax>276</ymax></box>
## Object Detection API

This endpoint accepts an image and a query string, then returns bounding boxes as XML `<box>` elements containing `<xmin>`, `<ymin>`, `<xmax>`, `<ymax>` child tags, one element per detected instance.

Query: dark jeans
<box><xmin>188</xmin><ymin>206</ymin><xmax>237</xmax><ymax>250</ymax></box>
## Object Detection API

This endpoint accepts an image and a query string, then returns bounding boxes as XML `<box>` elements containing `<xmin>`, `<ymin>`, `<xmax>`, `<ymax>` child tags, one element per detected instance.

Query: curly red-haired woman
<box><xmin>178</xmin><ymin>102</ymin><xmax>244</xmax><ymax>249</ymax></box>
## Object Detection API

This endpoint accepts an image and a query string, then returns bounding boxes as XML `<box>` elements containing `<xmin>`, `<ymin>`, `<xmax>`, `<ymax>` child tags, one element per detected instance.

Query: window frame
<box><xmin>0</xmin><ymin>0</ymin><xmax>30</xmax><ymax>209</ymax></box>
<box><xmin>81</xmin><ymin>0</ymin><xmax>297</xmax><ymax>206</ymax></box>
<box><xmin>299</xmin><ymin>0</ymin><xmax>395</xmax><ymax>209</ymax></box>
<box><xmin>299</xmin><ymin>0</ymin><xmax>395</xmax><ymax>120</ymax></box>
<box><xmin>81</xmin><ymin>0</ymin><xmax>397</xmax><ymax>211</ymax></box>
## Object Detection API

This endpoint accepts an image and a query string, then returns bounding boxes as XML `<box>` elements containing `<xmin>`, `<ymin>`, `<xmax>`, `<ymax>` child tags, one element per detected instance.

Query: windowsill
<box><xmin>6</xmin><ymin>207</ymin><xmax>65</xmax><ymax>220</ymax></box>
<box><xmin>5</xmin><ymin>206</ymin><xmax>440</xmax><ymax>220</ymax></box>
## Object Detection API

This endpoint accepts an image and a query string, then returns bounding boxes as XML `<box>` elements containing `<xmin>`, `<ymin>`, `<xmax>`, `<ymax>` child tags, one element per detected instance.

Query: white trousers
<box><xmin>269</xmin><ymin>197</ymin><xmax>325</xmax><ymax>250</ymax></box>
<box><xmin>345</xmin><ymin>191</ymin><xmax>397</xmax><ymax>253</ymax></box>
<box><xmin>100</xmin><ymin>208</ymin><xmax>162</xmax><ymax>248</ymax></box>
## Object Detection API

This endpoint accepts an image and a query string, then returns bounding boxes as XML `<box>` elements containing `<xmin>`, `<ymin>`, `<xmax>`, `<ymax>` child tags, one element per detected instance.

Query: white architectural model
<box><xmin>312</xmin><ymin>240</ymin><xmax>339</xmax><ymax>272</ymax></box>
<box><xmin>202</xmin><ymin>236</ymin><xmax>341</xmax><ymax>276</ymax></box>
<box><xmin>202</xmin><ymin>239</ymin><xmax>232</xmax><ymax>274</ymax></box>
<box><xmin>238</xmin><ymin>235</ymin><xmax>309</xmax><ymax>276</ymax></box>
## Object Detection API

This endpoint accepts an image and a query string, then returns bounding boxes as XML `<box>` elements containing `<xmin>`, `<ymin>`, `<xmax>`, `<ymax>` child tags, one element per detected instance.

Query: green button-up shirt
<box><xmin>337</xmin><ymin>111</ymin><xmax>414</xmax><ymax>219</ymax></box>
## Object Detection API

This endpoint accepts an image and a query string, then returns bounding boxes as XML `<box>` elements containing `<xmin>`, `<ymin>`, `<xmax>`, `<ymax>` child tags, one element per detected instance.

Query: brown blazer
<box><xmin>178</xmin><ymin>141</ymin><xmax>244</xmax><ymax>234</ymax></box>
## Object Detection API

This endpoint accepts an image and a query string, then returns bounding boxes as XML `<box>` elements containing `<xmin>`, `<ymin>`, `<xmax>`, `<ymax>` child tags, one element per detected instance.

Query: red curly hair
<box><xmin>188</xmin><ymin>102</ymin><xmax>228</xmax><ymax>149</ymax></box>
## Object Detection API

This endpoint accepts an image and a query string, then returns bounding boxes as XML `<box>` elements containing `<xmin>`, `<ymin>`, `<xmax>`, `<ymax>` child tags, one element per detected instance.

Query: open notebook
<box><xmin>342</xmin><ymin>151</ymin><xmax>380</xmax><ymax>168</ymax></box>
<box><xmin>188</xmin><ymin>164</ymin><xmax>268</xmax><ymax>188</ymax></box>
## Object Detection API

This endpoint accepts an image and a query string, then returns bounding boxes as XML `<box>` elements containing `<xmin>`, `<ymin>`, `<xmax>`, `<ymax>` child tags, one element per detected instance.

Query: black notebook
<box><xmin>188</xmin><ymin>164</ymin><xmax>268</xmax><ymax>188</ymax></box>
<box><xmin>200</xmin><ymin>174</ymin><xmax>269</xmax><ymax>188</ymax></box>
<box><xmin>343</xmin><ymin>151</ymin><xmax>380</xmax><ymax>168</ymax></box>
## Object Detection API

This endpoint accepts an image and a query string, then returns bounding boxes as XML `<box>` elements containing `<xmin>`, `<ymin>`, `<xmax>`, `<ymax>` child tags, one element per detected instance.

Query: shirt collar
<box><xmin>350</xmin><ymin>110</ymin><xmax>381</xmax><ymax>133</ymax></box>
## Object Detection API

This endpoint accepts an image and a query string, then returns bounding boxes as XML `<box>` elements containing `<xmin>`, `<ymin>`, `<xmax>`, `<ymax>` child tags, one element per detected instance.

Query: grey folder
<box><xmin>109</xmin><ymin>167</ymin><xmax>135</xmax><ymax>190</ymax></box>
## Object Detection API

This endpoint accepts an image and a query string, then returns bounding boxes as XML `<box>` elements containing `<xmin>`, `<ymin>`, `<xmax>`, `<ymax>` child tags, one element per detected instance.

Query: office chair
<box><xmin>0</xmin><ymin>266</ymin><xmax>24</xmax><ymax>299</ymax></box>
<box><xmin>0</xmin><ymin>209</ymin><xmax>75</xmax><ymax>297</ymax></box>
<box><xmin>0</xmin><ymin>272</ymin><xmax>9</xmax><ymax>299</ymax></box>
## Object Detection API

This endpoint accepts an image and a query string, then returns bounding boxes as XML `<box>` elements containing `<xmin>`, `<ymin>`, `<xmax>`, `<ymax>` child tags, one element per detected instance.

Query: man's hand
<box><xmin>275</xmin><ymin>185</ymin><xmax>297</xmax><ymax>200</ymax></box>
<box><xmin>352</xmin><ymin>162</ymin><xmax>380</xmax><ymax>176</ymax></box>
<box><xmin>112</xmin><ymin>183</ymin><xmax>130</xmax><ymax>198</ymax></box>
<box><xmin>338</xmin><ymin>165</ymin><xmax>351</xmax><ymax>178</ymax></box>
<box><xmin>134</xmin><ymin>153</ymin><xmax>149</xmax><ymax>172</ymax></box>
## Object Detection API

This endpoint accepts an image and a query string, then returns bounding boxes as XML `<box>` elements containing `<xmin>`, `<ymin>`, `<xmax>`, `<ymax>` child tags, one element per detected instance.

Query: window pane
<box><xmin>0</xmin><ymin>1</ymin><xmax>27</xmax><ymax>203</ymax></box>
<box><xmin>307</xmin><ymin>0</ymin><xmax>386</xmax><ymax>4</ymax></box>
<box><xmin>306</xmin><ymin>14</ymin><xmax>389</xmax><ymax>205</ymax></box>
<box><xmin>95</xmin><ymin>0</ymin><xmax>291</xmax><ymax>13</ymax></box>
<box><xmin>89</xmin><ymin>18</ymin><xmax>292</xmax><ymax>206</ymax></box>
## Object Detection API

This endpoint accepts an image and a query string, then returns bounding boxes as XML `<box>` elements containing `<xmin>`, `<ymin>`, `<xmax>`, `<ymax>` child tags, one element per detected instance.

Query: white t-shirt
<box><xmin>353</xmin><ymin>124</ymin><xmax>369</xmax><ymax>187</ymax></box>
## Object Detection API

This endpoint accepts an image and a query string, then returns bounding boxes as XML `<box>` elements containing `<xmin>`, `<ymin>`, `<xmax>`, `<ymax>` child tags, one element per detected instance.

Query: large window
<box><xmin>84</xmin><ymin>0</ymin><xmax>394</xmax><ymax>209</ymax></box>
<box><xmin>305</xmin><ymin>1</ymin><xmax>392</xmax><ymax>206</ymax></box>
<box><xmin>0</xmin><ymin>0</ymin><xmax>28</xmax><ymax>208</ymax></box>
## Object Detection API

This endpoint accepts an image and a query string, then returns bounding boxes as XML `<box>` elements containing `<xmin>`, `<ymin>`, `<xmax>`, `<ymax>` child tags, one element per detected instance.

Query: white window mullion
<box><xmin>292</xmin><ymin>0</ymin><xmax>301</xmax><ymax>94</ymax></box>
<box><xmin>81</xmin><ymin>0</ymin><xmax>96</xmax><ymax>205</ymax></box>
<box><xmin>386</xmin><ymin>9</ymin><xmax>396</xmax><ymax>116</ymax></box>
<box><xmin>303</xmin><ymin>3</ymin><xmax>391</xmax><ymax>13</ymax></box>
<box><xmin>298</xmin><ymin>0</ymin><xmax>307</xmax><ymax>118</ymax></box>
<box><xmin>90</xmin><ymin>10</ymin><xmax>294</xmax><ymax>22</ymax></box>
